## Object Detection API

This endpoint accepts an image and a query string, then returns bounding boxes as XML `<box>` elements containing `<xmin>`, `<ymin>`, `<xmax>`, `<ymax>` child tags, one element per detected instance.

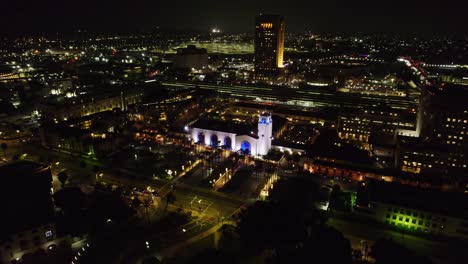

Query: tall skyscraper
<box><xmin>254</xmin><ymin>14</ymin><xmax>285</xmax><ymax>81</ymax></box>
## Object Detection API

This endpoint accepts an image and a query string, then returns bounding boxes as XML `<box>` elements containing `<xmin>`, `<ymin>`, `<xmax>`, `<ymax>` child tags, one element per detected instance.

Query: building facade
<box><xmin>189</xmin><ymin>112</ymin><xmax>273</xmax><ymax>156</ymax></box>
<box><xmin>254</xmin><ymin>14</ymin><xmax>285</xmax><ymax>81</ymax></box>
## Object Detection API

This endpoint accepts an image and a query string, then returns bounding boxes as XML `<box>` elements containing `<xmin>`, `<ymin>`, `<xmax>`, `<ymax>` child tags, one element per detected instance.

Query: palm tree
<box><xmin>57</xmin><ymin>171</ymin><xmax>69</xmax><ymax>188</ymax></box>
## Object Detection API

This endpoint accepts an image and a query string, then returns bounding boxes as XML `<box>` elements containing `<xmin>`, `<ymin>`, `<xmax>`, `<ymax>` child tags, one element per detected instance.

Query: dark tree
<box><xmin>236</xmin><ymin>201</ymin><xmax>307</xmax><ymax>253</ymax></box>
<box><xmin>164</xmin><ymin>191</ymin><xmax>176</xmax><ymax>214</ymax></box>
<box><xmin>54</xmin><ymin>187</ymin><xmax>86</xmax><ymax>212</ymax></box>
<box><xmin>329</xmin><ymin>184</ymin><xmax>342</xmax><ymax>210</ymax></box>
<box><xmin>356</xmin><ymin>182</ymin><xmax>370</xmax><ymax>207</ymax></box>
<box><xmin>57</xmin><ymin>171</ymin><xmax>69</xmax><ymax>188</ymax></box>
<box><xmin>371</xmin><ymin>238</ymin><xmax>432</xmax><ymax>264</ymax></box>
<box><xmin>189</xmin><ymin>249</ymin><xmax>233</xmax><ymax>264</ymax></box>
<box><xmin>236</xmin><ymin>199</ymin><xmax>352</xmax><ymax>264</ymax></box>
<box><xmin>92</xmin><ymin>165</ymin><xmax>100</xmax><ymax>174</ymax></box>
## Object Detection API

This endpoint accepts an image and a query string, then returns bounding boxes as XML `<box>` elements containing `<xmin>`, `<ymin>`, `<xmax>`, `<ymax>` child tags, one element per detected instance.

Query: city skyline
<box><xmin>1</xmin><ymin>3</ymin><xmax>468</xmax><ymax>263</ymax></box>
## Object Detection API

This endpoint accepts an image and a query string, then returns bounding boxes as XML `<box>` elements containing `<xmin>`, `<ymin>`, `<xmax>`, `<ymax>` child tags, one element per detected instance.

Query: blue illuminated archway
<box><xmin>224</xmin><ymin>137</ymin><xmax>232</xmax><ymax>150</ymax></box>
<box><xmin>241</xmin><ymin>141</ymin><xmax>251</xmax><ymax>155</ymax></box>
<box><xmin>210</xmin><ymin>134</ymin><xmax>219</xmax><ymax>148</ymax></box>
<box><xmin>198</xmin><ymin>133</ymin><xmax>205</xmax><ymax>145</ymax></box>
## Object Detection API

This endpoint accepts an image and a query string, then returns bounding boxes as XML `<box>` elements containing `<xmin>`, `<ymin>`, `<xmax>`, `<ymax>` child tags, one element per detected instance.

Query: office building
<box><xmin>254</xmin><ymin>14</ymin><xmax>285</xmax><ymax>81</ymax></box>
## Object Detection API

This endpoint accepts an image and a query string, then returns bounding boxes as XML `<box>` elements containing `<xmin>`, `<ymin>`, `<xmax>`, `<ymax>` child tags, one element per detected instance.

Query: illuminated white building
<box><xmin>189</xmin><ymin>112</ymin><xmax>273</xmax><ymax>156</ymax></box>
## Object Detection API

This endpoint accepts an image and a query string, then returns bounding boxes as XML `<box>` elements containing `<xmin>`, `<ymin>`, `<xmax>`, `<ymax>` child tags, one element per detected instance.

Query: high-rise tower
<box><xmin>257</xmin><ymin>112</ymin><xmax>273</xmax><ymax>155</ymax></box>
<box><xmin>254</xmin><ymin>14</ymin><xmax>285</xmax><ymax>81</ymax></box>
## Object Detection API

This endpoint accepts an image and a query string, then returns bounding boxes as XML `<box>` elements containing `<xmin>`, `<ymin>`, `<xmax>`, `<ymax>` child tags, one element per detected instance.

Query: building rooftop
<box><xmin>368</xmin><ymin>179</ymin><xmax>468</xmax><ymax>220</ymax></box>
<box><xmin>191</xmin><ymin>118</ymin><xmax>255</xmax><ymax>136</ymax></box>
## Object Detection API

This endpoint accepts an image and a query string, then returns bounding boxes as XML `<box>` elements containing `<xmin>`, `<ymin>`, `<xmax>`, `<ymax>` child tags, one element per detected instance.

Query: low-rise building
<box><xmin>362</xmin><ymin>180</ymin><xmax>468</xmax><ymax>240</ymax></box>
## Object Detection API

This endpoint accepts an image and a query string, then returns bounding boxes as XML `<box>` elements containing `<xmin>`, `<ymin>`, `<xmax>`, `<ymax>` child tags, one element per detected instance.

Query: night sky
<box><xmin>2</xmin><ymin>0</ymin><xmax>467</xmax><ymax>35</ymax></box>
